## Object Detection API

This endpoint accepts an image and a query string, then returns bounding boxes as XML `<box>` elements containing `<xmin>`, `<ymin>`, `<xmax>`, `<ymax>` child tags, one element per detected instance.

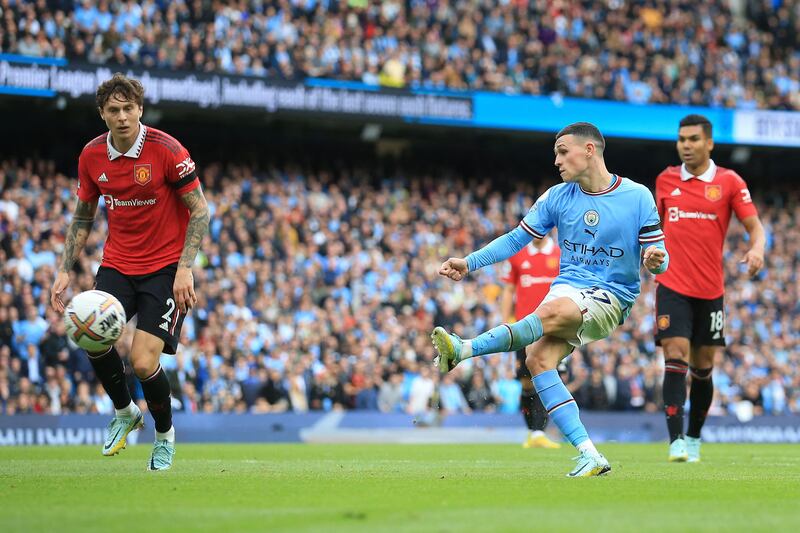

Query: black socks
<box><xmin>87</xmin><ymin>347</ymin><xmax>132</xmax><ymax>410</ymax></box>
<box><xmin>663</xmin><ymin>359</ymin><xmax>689</xmax><ymax>442</ymax></box>
<box><xmin>687</xmin><ymin>367</ymin><xmax>713</xmax><ymax>439</ymax></box>
<box><xmin>140</xmin><ymin>365</ymin><xmax>173</xmax><ymax>433</ymax></box>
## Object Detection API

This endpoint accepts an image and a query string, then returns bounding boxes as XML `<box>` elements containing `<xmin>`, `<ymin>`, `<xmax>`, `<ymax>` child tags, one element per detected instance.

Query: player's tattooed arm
<box><xmin>178</xmin><ymin>187</ymin><xmax>210</xmax><ymax>268</ymax></box>
<box><xmin>59</xmin><ymin>198</ymin><xmax>98</xmax><ymax>273</ymax></box>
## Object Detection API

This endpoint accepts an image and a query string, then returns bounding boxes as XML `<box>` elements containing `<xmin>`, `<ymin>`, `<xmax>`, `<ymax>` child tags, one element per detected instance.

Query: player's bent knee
<box><xmin>661</xmin><ymin>338</ymin><xmax>690</xmax><ymax>362</ymax></box>
<box><xmin>525</xmin><ymin>350</ymin><xmax>554</xmax><ymax>377</ymax></box>
<box><xmin>131</xmin><ymin>359</ymin><xmax>159</xmax><ymax>379</ymax></box>
<box><xmin>130</xmin><ymin>348</ymin><xmax>161</xmax><ymax>379</ymax></box>
<box><xmin>525</xmin><ymin>353</ymin><xmax>539</xmax><ymax>376</ymax></box>
<box><xmin>534</xmin><ymin>304</ymin><xmax>559</xmax><ymax>330</ymax></box>
<box><xmin>524</xmin><ymin>350</ymin><xmax>537</xmax><ymax>376</ymax></box>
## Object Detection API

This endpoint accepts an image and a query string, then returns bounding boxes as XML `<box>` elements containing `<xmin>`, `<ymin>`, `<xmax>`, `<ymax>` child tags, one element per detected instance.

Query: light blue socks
<box><xmin>533</xmin><ymin>369</ymin><xmax>589</xmax><ymax>448</ymax></box>
<box><xmin>468</xmin><ymin>314</ymin><xmax>543</xmax><ymax>356</ymax></box>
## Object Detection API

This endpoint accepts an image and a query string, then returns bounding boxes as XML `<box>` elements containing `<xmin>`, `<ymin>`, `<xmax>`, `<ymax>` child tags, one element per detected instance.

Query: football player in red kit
<box><xmin>500</xmin><ymin>234</ymin><xmax>561</xmax><ymax>448</ymax></box>
<box><xmin>655</xmin><ymin>114</ymin><xmax>765</xmax><ymax>462</ymax></box>
<box><xmin>51</xmin><ymin>73</ymin><xmax>209</xmax><ymax>470</ymax></box>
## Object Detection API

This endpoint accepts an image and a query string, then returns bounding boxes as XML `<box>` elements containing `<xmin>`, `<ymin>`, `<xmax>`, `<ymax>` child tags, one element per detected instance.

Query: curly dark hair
<box><xmin>95</xmin><ymin>73</ymin><xmax>145</xmax><ymax>109</ymax></box>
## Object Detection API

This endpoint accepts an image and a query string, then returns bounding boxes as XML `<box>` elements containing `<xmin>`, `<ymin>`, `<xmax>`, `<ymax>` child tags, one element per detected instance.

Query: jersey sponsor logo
<box><xmin>101</xmin><ymin>194</ymin><xmax>157</xmax><ymax>211</ymax></box>
<box><xmin>134</xmin><ymin>164</ymin><xmax>152</xmax><ymax>186</ymax></box>
<box><xmin>98</xmin><ymin>173</ymin><xmax>108</xmax><ymax>183</ymax></box>
<box><xmin>562</xmin><ymin>240</ymin><xmax>624</xmax><ymax>258</ymax></box>
<box><xmin>562</xmin><ymin>239</ymin><xmax>623</xmax><ymax>267</ymax></box>
<box><xmin>519</xmin><ymin>274</ymin><xmax>556</xmax><ymax>288</ymax></box>
<box><xmin>583</xmin><ymin>210</ymin><xmax>600</xmax><ymax>226</ymax></box>
<box><xmin>705</xmin><ymin>184</ymin><xmax>722</xmax><ymax>202</ymax></box>
<box><xmin>176</xmin><ymin>157</ymin><xmax>196</xmax><ymax>178</ymax></box>
<box><xmin>657</xmin><ymin>315</ymin><xmax>670</xmax><ymax>330</ymax></box>
<box><xmin>670</xmin><ymin>188</ymin><xmax>681</xmax><ymax>196</ymax></box>
<box><xmin>667</xmin><ymin>207</ymin><xmax>718</xmax><ymax>222</ymax></box>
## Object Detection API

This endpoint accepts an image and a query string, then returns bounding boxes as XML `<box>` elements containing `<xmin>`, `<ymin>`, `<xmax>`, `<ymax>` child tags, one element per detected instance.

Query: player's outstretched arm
<box><xmin>438</xmin><ymin>225</ymin><xmax>533</xmax><ymax>282</ymax></box>
<box><xmin>51</xmin><ymin>198</ymin><xmax>98</xmax><ymax>312</ymax></box>
<box><xmin>175</xmin><ymin>187</ymin><xmax>210</xmax><ymax>313</ymax></box>
<box><xmin>466</xmin><ymin>226</ymin><xmax>534</xmax><ymax>273</ymax></box>
<box><xmin>740</xmin><ymin>215</ymin><xmax>766</xmax><ymax>277</ymax></box>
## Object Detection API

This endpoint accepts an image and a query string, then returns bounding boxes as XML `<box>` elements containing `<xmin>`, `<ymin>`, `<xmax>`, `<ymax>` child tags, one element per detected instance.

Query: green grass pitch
<box><xmin>1</xmin><ymin>443</ymin><xmax>799</xmax><ymax>532</ymax></box>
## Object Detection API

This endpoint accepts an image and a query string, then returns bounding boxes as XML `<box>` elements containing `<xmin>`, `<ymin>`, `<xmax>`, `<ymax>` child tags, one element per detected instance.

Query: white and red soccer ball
<box><xmin>63</xmin><ymin>290</ymin><xmax>126</xmax><ymax>352</ymax></box>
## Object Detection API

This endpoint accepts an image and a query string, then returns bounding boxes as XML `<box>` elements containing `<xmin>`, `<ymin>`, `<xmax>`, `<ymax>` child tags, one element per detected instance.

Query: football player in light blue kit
<box><xmin>432</xmin><ymin>122</ymin><xmax>669</xmax><ymax>477</ymax></box>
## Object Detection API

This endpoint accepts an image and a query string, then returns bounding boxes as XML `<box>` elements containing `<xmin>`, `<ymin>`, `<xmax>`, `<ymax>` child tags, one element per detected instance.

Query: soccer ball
<box><xmin>64</xmin><ymin>290</ymin><xmax>127</xmax><ymax>352</ymax></box>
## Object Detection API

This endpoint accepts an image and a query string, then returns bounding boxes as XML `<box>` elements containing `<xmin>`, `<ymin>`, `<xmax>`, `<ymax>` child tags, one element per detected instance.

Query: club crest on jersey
<box><xmin>657</xmin><ymin>315</ymin><xmax>670</xmax><ymax>330</ymax></box>
<box><xmin>705</xmin><ymin>185</ymin><xmax>722</xmax><ymax>202</ymax></box>
<box><xmin>583</xmin><ymin>210</ymin><xmax>600</xmax><ymax>226</ymax></box>
<box><xmin>134</xmin><ymin>164</ymin><xmax>152</xmax><ymax>186</ymax></box>
<box><xmin>547</xmin><ymin>257</ymin><xmax>559</xmax><ymax>269</ymax></box>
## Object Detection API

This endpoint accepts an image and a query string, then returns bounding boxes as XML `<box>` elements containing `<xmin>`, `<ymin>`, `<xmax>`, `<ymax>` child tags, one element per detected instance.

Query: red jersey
<box><xmin>501</xmin><ymin>238</ymin><xmax>560</xmax><ymax>320</ymax></box>
<box><xmin>77</xmin><ymin>124</ymin><xmax>200</xmax><ymax>275</ymax></box>
<box><xmin>655</xmin><ymin>161</ymin><xmax>758</xmax><ymax>299</ymax></box>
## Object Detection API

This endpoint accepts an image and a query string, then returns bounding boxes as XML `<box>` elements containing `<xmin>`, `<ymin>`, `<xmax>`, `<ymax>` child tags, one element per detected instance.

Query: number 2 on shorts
<box><xmin>160</xmin><ymin>298</ymin><xmax>176</xmax><ymax>332</ymax></box>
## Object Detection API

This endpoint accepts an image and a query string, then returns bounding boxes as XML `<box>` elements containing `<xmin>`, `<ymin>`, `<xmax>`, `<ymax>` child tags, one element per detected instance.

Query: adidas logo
<box><xmin>670</xmin><ymin>188</ymin><xmax>681</xmax><ymax>196</ymax></box>
<box><xmin>521</xmin><ymin>261</ymin><xmax>531</xmax><ymax>269</ymax></box>
<box><xmin>98</xmin><ymin>173</ymin><xmax>108</xmax><ymax>182</ymax></box>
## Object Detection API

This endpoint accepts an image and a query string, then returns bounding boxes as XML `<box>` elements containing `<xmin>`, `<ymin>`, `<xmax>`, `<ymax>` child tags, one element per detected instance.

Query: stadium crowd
<box><xmin>1</xmin><ymin>157</ymin><xmax>799</xmax><ymax>418</ymax></box>
<box><xmin>0</xmin><ymin>1</ymin><xmax>798</xmax><ymax>109</ymax></box>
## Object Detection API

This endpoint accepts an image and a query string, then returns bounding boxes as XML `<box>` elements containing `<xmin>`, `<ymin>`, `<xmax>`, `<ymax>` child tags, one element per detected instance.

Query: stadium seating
<box><xmin>0</xmin><ymin>0</ymin><xmax>798</xmax><ymax>109</ymax></box>
<box><xmin>1</xmin><ymin>159</ymin><xmax>797</xmax><ymax>416</ymax></box>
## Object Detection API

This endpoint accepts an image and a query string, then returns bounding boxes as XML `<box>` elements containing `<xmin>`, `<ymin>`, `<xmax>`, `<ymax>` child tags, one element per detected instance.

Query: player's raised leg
<box><xmin>526</xmin><ymin>335</ymin><xmax>610</xmax><ymax>477</ymax></box>
<box><xmin>432</xmin><ymin>296</ymin><xmax>583</xmax><ymax>372</ymax></box>
<box><xmin>131</xmin><ymin>330</ymin><xmax>175</xmax><ymax>471</ymax></box>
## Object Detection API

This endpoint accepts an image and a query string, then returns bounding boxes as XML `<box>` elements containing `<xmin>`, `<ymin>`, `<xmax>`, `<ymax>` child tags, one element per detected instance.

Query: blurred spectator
<box><xmin>439</xmin><ymin>373</ymin><xmax>471</xmax><ymax>414</ymax></box>
<box><xmin>406</xmin><ymin>366</ymin><xmax>435</xmax><ymax>415</ymax></box>
<box><xmin>378</xmin><ymin>372</ymin><xmax>404</xmax><ymax>413</ymax></box>
<box><xmin>492</xmin><ymin>369</ymin><xmax>522</xmax><ymax>414</ymax></box>
<box><xmin>465</xmin><ymin>371</ymin><xmax>496</xmax><ymax>412</ymax></box>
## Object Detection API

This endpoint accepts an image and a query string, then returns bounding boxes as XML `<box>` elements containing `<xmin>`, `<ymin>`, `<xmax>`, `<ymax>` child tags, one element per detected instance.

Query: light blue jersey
<box><xmin>466</xmin><ymin>175</ymin><xmax>666</xmax><ymax>313</ymax></box>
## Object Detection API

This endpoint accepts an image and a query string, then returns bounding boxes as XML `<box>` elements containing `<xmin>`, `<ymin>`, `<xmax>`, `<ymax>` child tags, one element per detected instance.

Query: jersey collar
<box><xmin>680</xmin><ymin>159</ymin><xmax>716</xmax><ymax>182</ymax></box>
<box><xmin>580</xmin><ymin>174</ymin><xmax>621</xmax><ymax>196</ymax></box>
<box><xmin>107</xmin><ymin>124</ymin><xmax>147</xmax><ymax>160</ymax></box>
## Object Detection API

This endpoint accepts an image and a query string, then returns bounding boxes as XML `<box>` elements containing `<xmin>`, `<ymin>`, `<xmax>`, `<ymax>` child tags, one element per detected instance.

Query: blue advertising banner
<box><xmin>1</xmin><ymin>413</ymin><xmax>798</xmax><ymax>446</ymax></box>
<box><xmin>3</xmin><ymin>54</ymin><xmax>800</xmax><ymax>146</ymax></box>
<box><xmin>471</xmin><ymin>92</ymin><xmax>734</xmax><ymax>142</ymax></box>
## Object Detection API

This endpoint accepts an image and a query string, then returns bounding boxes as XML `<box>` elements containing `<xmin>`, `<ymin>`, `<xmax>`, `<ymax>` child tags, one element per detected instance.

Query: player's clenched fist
<box><xmin>643</xmin><ymin>245</ymin><xmax>666</xmax><ymax>272</ymax></box>
<box><xmin>439</xmin><ymin>257</ymin><xmax>469</xmax><ymax>281</ymax></box>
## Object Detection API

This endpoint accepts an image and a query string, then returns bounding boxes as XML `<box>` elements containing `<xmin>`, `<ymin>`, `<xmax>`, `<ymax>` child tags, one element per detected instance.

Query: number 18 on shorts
<box><xmin>655</xmin><ymin>284</ymin><xmax>725</xmax><ymax>346</ymax></box>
